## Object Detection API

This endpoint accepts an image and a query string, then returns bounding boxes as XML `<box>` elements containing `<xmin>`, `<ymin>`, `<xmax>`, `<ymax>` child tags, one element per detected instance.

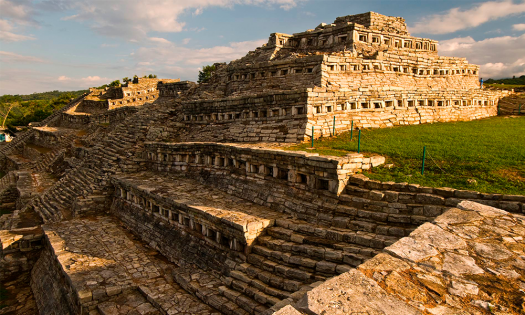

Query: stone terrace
<box><xmin>32</xmin><ymin>216</ymin><xmax>219</xmax><ymax>314</ymax></box>
<box><xmin>112</xmin><ymin>172</ymin><xmax>284</xmax><ymax>248</ymax></box>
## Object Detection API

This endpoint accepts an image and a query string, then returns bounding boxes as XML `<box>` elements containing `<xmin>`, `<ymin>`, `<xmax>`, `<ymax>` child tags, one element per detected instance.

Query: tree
<box><xmin>148</xmin><ymin>74</ymin><xmax>157</xmax><ymax>78</ymax></box>
<box><xmin>109</xmin><ymin>79</ymin><xmax>121</xmax><ymax>87</ymax></box>
<box><xmin>122</xmin><ymin>77</ymin><xmax>130</xmax><ymax>83</ymax></box>
<box><xmin>198</xmin><ymin>65</ymin><xmax>216</xmax><ymax>83</ymax></box>
<box><xmin>0</xmin><ymin>102</ymin><xmax>19</xmax><ymax>129</ymax></box>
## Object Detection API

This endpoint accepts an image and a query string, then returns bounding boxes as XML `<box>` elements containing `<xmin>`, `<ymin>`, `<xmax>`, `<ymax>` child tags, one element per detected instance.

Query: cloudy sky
<box><xmin>0</xmin><ymin>0</ymin><xmax>524</xmax><ymax>95</ymax></box>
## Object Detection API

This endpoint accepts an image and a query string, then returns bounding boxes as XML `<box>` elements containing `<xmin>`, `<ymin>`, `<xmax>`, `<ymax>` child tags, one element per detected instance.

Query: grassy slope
<box><xmin>287</xmin><ymin>116</ymin><xmax>525</xmax><ymax>195</ymax></box>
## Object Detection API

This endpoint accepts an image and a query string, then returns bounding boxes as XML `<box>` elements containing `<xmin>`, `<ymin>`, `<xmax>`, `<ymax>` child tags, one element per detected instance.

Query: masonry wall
<box><xmin>143</xmin><ymin>143</ymin><xmax>390</xmax><ymax>229</ymax></box>
<box><xmin>75</xmin><ymin>99</ymin><xmax>109</xmax><ymax>114</ymax></box>
<box><xmin>345</xmin><ymin>174</ymin><xmax>524</xmax><ymax>215</ymax></box>
<box><xmin>180</xmin><ymin>91</ymin><xmax>310</xmax><ymax>143</ymax></box>
<box><xmin>110</xmin><ymin>197</ymin><xmax>230</xmax><ymax>274</ymax></box>
<box><xmin>31</xmin><ymin>245</ymin><xmax>81</xmax><ymax>315</ymax></box>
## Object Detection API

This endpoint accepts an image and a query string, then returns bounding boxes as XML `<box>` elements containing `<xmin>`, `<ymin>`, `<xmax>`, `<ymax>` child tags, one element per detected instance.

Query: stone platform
<box><xmin>33</xmin><ymin>216</ymin><xmax>219</xmax><ymax>314</ymax></box>
<box><xmin>113</xmin><ymin>172</ymin><xmax>285</xmax><ymax>248</ymax></box>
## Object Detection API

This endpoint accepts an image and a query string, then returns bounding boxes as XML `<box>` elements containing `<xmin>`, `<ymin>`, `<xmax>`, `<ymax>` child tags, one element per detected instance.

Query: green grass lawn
<box><xmin>485</xmin><ymin>83</ymin><xmax>525</xmax><ymax>89</ymax></box>
<box><xmin>287</xmin><ymin>116</ymin><xmax>525</xmax><ymax>195</ymax></box>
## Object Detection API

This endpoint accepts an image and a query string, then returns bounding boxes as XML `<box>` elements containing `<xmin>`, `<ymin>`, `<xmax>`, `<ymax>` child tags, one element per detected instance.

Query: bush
<box><xmin>198</xmin><ymin>65</ymin><xmax>216</xmax><ymax>83</ymax></box>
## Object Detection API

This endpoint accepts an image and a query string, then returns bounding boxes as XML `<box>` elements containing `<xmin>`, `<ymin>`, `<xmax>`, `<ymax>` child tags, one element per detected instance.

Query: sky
<box><xmin>0</xmin><ymin>0</ymin><xmax>524</xmax><ymax>95</ymax></box>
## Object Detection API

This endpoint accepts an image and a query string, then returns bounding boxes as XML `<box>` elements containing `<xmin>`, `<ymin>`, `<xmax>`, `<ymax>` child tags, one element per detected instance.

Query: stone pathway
<box><xmin>44</xmin><ymin>216</ymin><xmax>220</xmax><ymax>314</ymax></box>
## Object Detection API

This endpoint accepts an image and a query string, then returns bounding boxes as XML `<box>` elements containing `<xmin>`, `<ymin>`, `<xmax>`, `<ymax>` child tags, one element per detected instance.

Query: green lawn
<box><xmin>287</xmin><ymin>116</ymin><xmax>525</xmax><ymax>195</ymax></box>
<box><xmin>485</xmin><ymin>83</ymin><xmax>525</xmax><ymax>89</ymax></box>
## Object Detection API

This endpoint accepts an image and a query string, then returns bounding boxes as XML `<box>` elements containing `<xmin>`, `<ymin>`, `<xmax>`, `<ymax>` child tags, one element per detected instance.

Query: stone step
<box><xmin>273</xmin><ymin>219</ymin><xmax>398</xmax><ymax>249</ymax></box>
<box><xmin>246</xmin><ymin>254</ymin><xmax>320</xmax><ymax>284</ymax></box>
<box><xmin>218</xmin><ymin>286</ymin><xmax>268</xmax><ymax>315</ymax></box>
<box><xmin>231</xmin><ymin>263</ymin><xmax>298</xmax><ymax>295</ymax></box>
<box><xmin>257</xmin><ymin>236</ymin><xmax>359</xmax><ymax>269</ymax></box>
<box><xmin>251</xmin><ymin>244</ymin><xmax>353</xmax><ymax>277</ymax></box>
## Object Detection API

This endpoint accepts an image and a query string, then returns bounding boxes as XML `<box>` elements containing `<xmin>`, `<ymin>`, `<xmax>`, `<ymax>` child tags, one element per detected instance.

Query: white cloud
<box><xmin>0</xmin><ymin>18</ymin><xmax>35</xmax><ymax>42</ymax></box>
<box><xmin>182</xmin><ymin>38</ymin><xmax>192</xmax><ymax>45</ymax></box>
<box><xmin>58</xmin><ymin>75</ymin><xmax>71</xmax><ymax>81</ymax></box>
<box><xmin>131</xmin><ymin>38</ymin><xmax>266</xmax><ymax>80</ymax></box>
<box><xmin>513</xmin><ymin>23</ymin><xmax>525</xmax><ymax>31</ymax></box>
<box><xmin>82</xmin><ymin>76</ymin><xmax>109</xmax><ymax>83</ymax></box>
<box><xmin>411</xmin><ymin>0</ymin><xmax>525</xmax><ymax>34</ymax></box>
<box><xmin>0</xmin><ymin>51</ymin><xmax>45</xmax><ymax>63</ymax></box>
<box><xmin>0</xmin><ymin>0</ymin><xmax>37</xmax><ymax>25</ymax></box>
<box><xmin>54</xmin><ymin>0</ymin><xmax>302</xmax><ymax>40</ymax></box>
<box><xmin>439</xmin><ymin>34</ymin><xmax>525</xmax><ymax>78</ymax></box>
<box><xmin>149</xmin><ymin>37</ymin><xmax>172</xmax><ymax>45</ymax></box>
<box><xmin>0</xmin><ymin>0</ymin><xmax>38</xmax><ymax>41</ymax></box>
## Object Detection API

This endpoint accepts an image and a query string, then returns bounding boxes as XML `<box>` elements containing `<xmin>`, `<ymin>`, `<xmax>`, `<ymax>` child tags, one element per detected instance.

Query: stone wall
<box><xmin>0</xmin><ymin>229</ymin><xmax>43</xmax><ymax>279</ymax></box>
<box><xmin>30</xmin><ymin>236</ymin><xmax>82</xmax><ymax>315</ymax></box>
<box><xmin>345</xmin><ymin>173</ymin><xmax>524</xmax><ymax>215</ymax></box>
<box><xmin>158</xmin><ymin>80</ymin><xmax>197</xmax><ymax>97</ymax></box>
<box><xmin>180</xmin><ymin>87</ymin><xmax>508</xmax><ymax>141</ymax></box>
<box><xmin>180</xmin><ymin>91</ymin><xmax>310</xmax><ymax>143</ymax></box>
<box><xmin>111</xmin><ymin>197</ymin><xmax>230</xmax><ymax>274</ymax></box>
<box><xmin>75</xmin><ymin>99</ymin><xmax>109</xmax><ymax>114</ymax></box>
<box><xmin>145</xmin><ymin>142</ymin><xmax>384</xmax><ymax>195</ymax></box>
<box><xmin>58</xmin><ymin>106</ymin><xmax>139</xmax><ymax>128</ymax></box>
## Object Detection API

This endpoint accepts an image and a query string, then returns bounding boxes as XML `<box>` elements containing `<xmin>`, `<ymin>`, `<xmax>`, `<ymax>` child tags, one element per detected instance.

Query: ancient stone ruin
<box><xmin>0</xmin><ymin>12</ymin><xmax>523</xmax><ymax>315</ymax></box>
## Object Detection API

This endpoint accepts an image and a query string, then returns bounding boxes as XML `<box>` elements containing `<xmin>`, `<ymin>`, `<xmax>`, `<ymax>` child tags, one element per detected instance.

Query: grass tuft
<box><xmin>286</xmin><ymin>116</ymin><xmax>525</xmax><ymax>195</ymax></box>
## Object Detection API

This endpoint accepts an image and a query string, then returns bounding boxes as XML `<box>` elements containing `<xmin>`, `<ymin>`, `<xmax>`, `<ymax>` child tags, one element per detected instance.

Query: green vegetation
<box><xmin>0</xmin><ymin>90</ymin><xmax>87</xmax><ymax>128</ymax></box>
<box><xmin>287</xmin><ymin>116</ymin><xmax>525</xmax><ymax>195</ymax></box>
<box><xmin>198</xmin><ymin>65</ymin><xmax>216</xmax><ymax>83</ymax></box>
<box><xmin>485</xmin><ymin>75</ymin><xmax>525</xmax><ymax>85</ymax></box>
<box><xmin>109</xmin><ymin>79</ymin><xmax>121</xmax><ymax>87</ymax></box>
<box><xmin>485</xmin><ymin>83</ymin><xmax>525</xmax><ymax>89</ymax></box>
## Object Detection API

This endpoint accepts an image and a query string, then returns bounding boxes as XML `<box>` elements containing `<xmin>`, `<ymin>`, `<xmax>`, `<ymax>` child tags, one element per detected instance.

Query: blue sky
<box><xmin>0</xmin><ymin>0</ymin><xmax>524</xmax><ymax>95</ymax></box>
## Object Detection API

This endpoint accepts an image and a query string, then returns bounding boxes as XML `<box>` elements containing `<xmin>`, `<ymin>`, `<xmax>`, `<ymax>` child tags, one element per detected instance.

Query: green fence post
<box><xmin>350</xmin><ymin>120</ymin><xmax>354</xmax><ymax>140</ymax></box>
<box><xmin>421</xmin><ymin>146</ymin><xmax>427</xmax><ymax>175</ymax></box>
<box><xmin>519</xmin><ymin>103</ymin><xmax>522</xmax><ymax>115</ymax></box>
<box><xmin>357</xmin><ymin>129</ymin><xmax>361</xmax><ymax>153</ymax></box>
<box><xmin>311</xmin><ymin>126</ymin><xmax>314</xmax><ymax>148</ymax></box>
<box><xmin>333</xmin><ymin>116</ymin><xmax>336</xmax><ymax>136</ymax></box>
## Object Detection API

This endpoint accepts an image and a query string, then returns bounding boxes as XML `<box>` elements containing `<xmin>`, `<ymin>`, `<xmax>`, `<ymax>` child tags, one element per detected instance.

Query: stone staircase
<box><xmin>169</xmin><ymin>210</ymin><xmax>401</xmax><ymax>315</ymax></box>
<box><xmin>32</xmin><ymin>165</ymin><xmax>100</xmax><ymax>222</ymax></box>
<box><xmin>31</xmin><ymin>149</ymin><xmax>66</xmax><ymax>173</ymax></box>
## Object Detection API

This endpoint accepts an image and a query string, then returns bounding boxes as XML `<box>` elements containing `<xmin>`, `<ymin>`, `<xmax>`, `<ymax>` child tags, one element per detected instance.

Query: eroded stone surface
<box><xmin>278</xmin><ymin>202</ymin><xmax>525</xmax><ymax>315</ymax></box>
<box><xmin>39</xmin><ymin>216</ymin><xmax>219</xmax><ymax>314</ymax></box>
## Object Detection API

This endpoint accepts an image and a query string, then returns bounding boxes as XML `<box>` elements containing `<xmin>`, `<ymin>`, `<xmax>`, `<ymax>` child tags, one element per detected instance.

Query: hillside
<box><xmin>0</xmin><ymin>90</ymin><xmax>87</xmax><ymax>129</ymax></box>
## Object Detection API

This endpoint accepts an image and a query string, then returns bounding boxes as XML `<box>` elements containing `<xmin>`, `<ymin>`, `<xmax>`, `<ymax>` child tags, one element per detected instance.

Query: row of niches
<box><xmin>275</xmin><ymin>30</ymin><xmax>436</xmax><ymax>53</ymax></box>
<box><xmin>227</xmin><ymin>67</ymin><xmax>315</xmax><ymax>81</ymax></box>
<box><xmin>224</xmin><ymin>63</ymin><xmax>477</xmax><ymax>83</ymax></box>
<box><xmin>325</xmin><ymin>63</ymin><xmax>478</xmax><ymax>76</ymax></box>
<box><xmin>183</xmin><ymin>105</ymin><xmax>306</xmax><ymax>122</ymax></box>
<box><xmin>312</xmin><ymin>98</ymin><xmax>496</xmax><ymax>114</ymax></box>
<box><xmin>116</xmin><ymin>187</ymin><xmax>246</xmax><ymax>252</ymax></box>
<box><xmin>123</xmin><ymin>87</ymin><xmax>157</xmax><ymax>97</ymax></box>
<box><xmin>355</xmin><ymin>32</ymin><xmax>436</xmax><ymax>51</ymax></box>
<box><xmin>146</xmin><ymin>151</ymin><xmax>339</xmax><ymax>194</ymax></box>
<box><xmin>109</xmin><ymin>94</ymin><xmax>156</xmax><ymax>106</ymax></box>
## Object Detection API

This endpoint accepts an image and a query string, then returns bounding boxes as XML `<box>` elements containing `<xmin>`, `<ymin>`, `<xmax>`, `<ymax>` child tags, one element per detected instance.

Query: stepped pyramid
<box><xmin>0</xmin><ymin>12</ymin><xmax>523</xmax><ymax>315</ymax></box>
